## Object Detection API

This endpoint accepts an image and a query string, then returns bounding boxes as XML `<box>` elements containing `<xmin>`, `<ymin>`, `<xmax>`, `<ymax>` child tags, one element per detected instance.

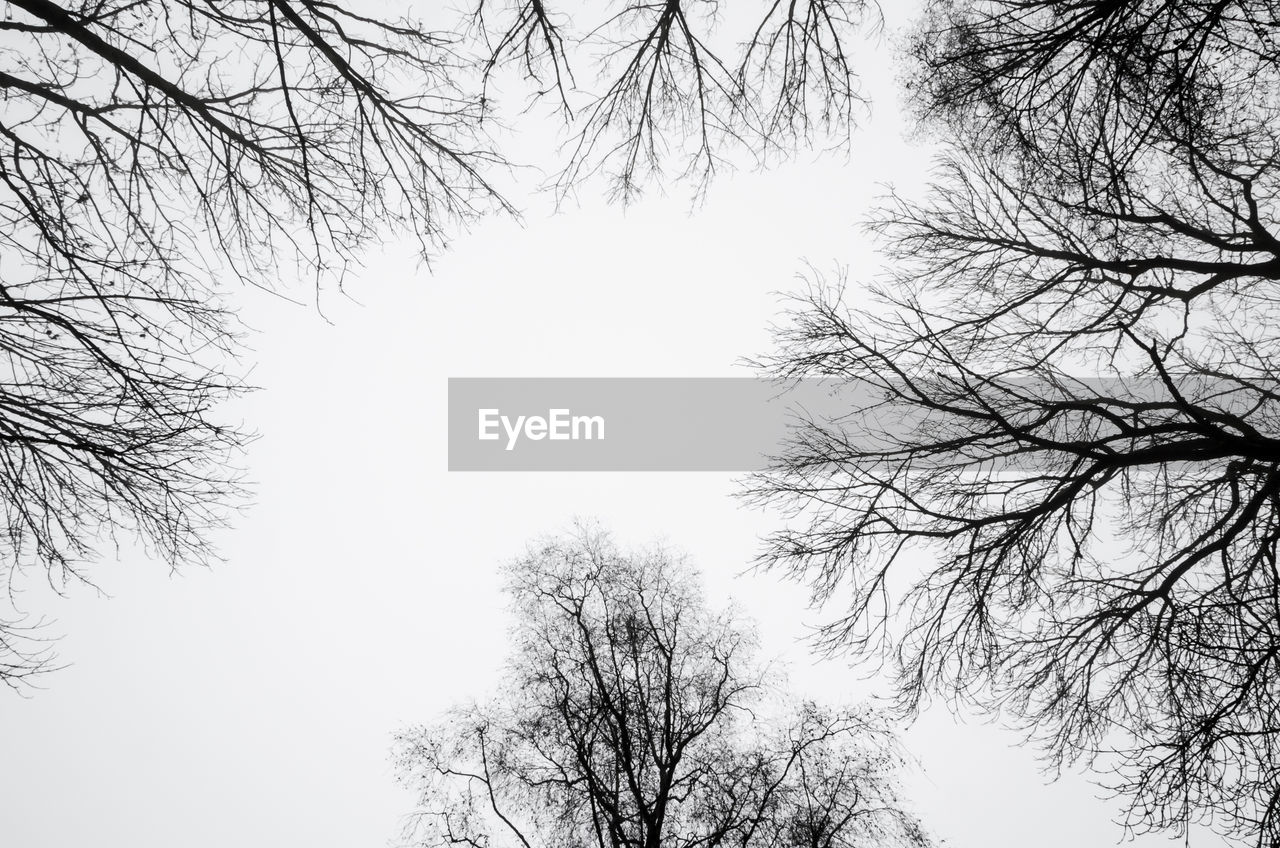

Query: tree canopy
<box><xmin>0</xmin><ymin>0</ymin><xmax>873</xmax><ymax>685</ymax></box>
<box><xmin>394</xmin><ymin>528</ymin><xmax>930</xmax><ymax>848</ymax></box>
<box><xmin>751</xmin><ymin>2</ymin><xmax>1280</xmax><ymax>844</ymax></box>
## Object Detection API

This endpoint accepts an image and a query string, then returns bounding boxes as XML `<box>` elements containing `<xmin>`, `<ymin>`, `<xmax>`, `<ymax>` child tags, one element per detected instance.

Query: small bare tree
<box><xmin>469</xmin><ymin>0</ymin><xmax>874</xmax><ymax>203</ymax></box>
<box><xmin>394</xmin><ymin>528</ymin><xmax>930</xmax><ymax>848</ymax></box>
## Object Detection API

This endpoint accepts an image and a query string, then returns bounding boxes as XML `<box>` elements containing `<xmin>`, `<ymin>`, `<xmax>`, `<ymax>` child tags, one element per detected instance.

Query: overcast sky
<box><xmin>0</xmin><ymin>2</ymin><xmax>1226</xmax><ymax>846</ymax></box>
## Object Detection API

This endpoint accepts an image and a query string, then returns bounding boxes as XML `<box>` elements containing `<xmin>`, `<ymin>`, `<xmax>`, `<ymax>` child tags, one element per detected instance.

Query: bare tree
<box><xmin>0</xmin><ymin>0</ymin><xmax>520</xmax><ymax>685</ymax></box>
<box><xmin>902</xmin><ymin>0</ymin><xmax>1280</xmax><ymax>176</ymax></box>
<box><xmin>748</xmin><ymin>2</ymin><xmax>1280</xmax><ymax>845</ymax></box>
<box><xmin>0</xmin><ymin>0</ymin><xmax>879</xmax><ymax>687</ymax></box>
<box><xmin>468</xmin><ymin>0</ymin><xmax>874</xmax><ymax>203</ymax></box>
<box><xmin>394</xmin><ymin>527</ymin><xmax>930</xmax><ymax>848</ymax></box>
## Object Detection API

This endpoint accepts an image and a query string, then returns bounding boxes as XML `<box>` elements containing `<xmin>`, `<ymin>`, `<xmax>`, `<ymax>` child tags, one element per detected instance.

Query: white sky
<box><xmin>0</xmin><ymin>2</ymin><xmax>1226</xmax><ymax>847</ymax></box>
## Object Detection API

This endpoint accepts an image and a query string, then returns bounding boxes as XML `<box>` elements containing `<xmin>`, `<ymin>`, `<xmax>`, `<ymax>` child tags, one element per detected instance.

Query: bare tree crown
<box><xmin>751</xmin><ymin>2</ymin><xmax>1280</xmax><ymax>844</ymax></box>
<box><xmin>394</xmin><ymin>528</ymin><xmax>930</xmax><ymax>848</ymax></box>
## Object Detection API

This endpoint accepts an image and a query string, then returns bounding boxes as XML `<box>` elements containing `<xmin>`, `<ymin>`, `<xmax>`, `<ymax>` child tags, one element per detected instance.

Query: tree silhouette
<box><xmin>394</xmin><ymin>528</ymin><xmax>930</xmax><ymax>848</ymax></box>
<box><xmin>0</xmin><ymin>0</ymin><xmax>873</xmax><ymax>686</ymax></box>
<box><xmin>468</xmin><ymin>0</ymin><xmax>873</xmax><ymax>202</ymax></box>
<box><xmin>750</xmin><ymin>1</ymin><xmax>1280</xmax><ymax>844</ymax></box>
<box><xmin>0</xmin><ymin>0</ymin><xmax>517</xmax><ymax>684</ymax></box>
